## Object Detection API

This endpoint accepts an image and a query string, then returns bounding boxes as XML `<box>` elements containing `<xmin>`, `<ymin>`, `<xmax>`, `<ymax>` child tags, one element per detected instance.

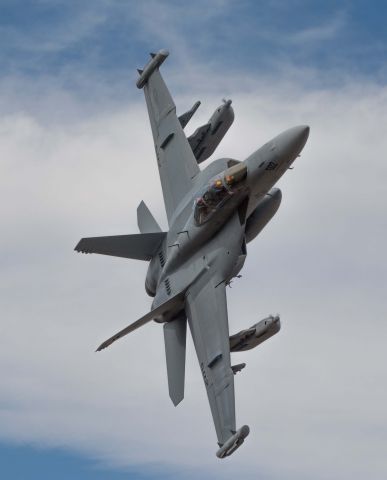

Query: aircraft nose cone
<box><xmin>286</xmin><ymin>125</ymin><xmax>309</xmax><ymax>155</ymax></box>
<box><xmin>294</xmin><ymin>125</ymin><xmax>310</xmax><ymax>149</ymax></box>
<box><xmin>273</xmin><ymin>125</ymin><xmax>310</xmax><ymax>164</ymax></box>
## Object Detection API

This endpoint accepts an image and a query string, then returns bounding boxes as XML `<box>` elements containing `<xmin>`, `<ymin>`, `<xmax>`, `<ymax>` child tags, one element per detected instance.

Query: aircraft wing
<box><xmin>185</xmin><ymin>276</ymin><xmax>236</xmax><ymax>447</ymax></box>
<box><xmin>137</xmin><ymin>50</ymin><xmax>200</xmax><ymax>224</ymax></box>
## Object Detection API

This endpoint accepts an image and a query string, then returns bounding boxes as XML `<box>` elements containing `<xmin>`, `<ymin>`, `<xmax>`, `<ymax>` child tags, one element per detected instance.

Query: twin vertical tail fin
<box><xmin>137</xmin><ymin>200</ymin><xmax>162</xmax><ymax>233</ymax></box>
<box><xmin>138</xmin><ymin>201</ymin><xmax>188</xmax><ymax>406</ymax></box>
<box><xmin>164</xmin><ymin>315</ymin><xmax>187</xmax><ymax>406</ymax></box>
<box><xmin>84</xmin><ymin>200</ymin><xmax>187</xmax><ymax>405</ymax></box>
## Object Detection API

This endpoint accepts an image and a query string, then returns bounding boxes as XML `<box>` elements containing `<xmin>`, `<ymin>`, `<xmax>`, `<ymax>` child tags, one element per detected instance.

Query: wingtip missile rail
<box><xmin>136</xmin><ymin>49</ymin><xmax>169</xmax><ymax>89</ymax></box>
<box><xmin>216</xmin><ymin>425</ymin><xmax>250</xmax><ymax>459</ymax></box>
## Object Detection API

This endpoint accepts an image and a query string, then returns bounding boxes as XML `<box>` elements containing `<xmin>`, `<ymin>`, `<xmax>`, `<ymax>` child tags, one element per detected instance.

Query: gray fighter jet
<box><xmin>75</xmin><ymin>50</ymin><xmax>309</xmax><ymax>458</ymax></box>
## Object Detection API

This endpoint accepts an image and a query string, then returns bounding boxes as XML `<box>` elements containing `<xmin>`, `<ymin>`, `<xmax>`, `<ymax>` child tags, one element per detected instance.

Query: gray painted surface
<box><xmin>75</xmin><ymin>232</ymin><xmax>165</xmax><ymax>261</ymax></box>
<box><xmin>137</xmin><ymin>200</ymin><xmax>162</xmax><ymax>233</ymax></box>
<box><xmin>164</xmin><ymin>314</ymin><xmax>187</xmax><ymax>406</ymax></box>
<box><xmin>187</xmin><ymin>99</ymin><xmax>234</xmax><ymax>163</ymax></box>
<box><xmin>75</xmin><ymin>49</ymin><xmax>310</xmax><ymax>458</ymax></box>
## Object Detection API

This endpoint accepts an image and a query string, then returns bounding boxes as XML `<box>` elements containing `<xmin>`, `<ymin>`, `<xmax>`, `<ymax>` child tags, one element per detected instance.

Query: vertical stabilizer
<box><xmin>164</xmin><ymin>315</ymin><xmax>187</xmax><ymax>406</ymax></box>
<box><xmin>137</xmin><ymin>201</ymin><xmax>162</xmax><ymax>233</ymax></box>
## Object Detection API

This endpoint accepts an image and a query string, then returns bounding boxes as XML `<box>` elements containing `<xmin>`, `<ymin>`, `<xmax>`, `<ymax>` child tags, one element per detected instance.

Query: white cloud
<box><xmin>0</xmin><ymin>60</ymin><xmax>387</xmax><ymax>480</ymax></box>
<box><xmin>288</xmin><ymin>11</ymin><xmax>347</xmax><ymax>44</ymax></box>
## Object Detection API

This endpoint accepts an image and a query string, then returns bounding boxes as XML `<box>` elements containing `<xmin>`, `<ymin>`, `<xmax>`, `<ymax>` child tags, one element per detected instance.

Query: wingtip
<box><xmin>96</xmin><ymin>334</ymin><xmax>121</xmax><ymax>352</ymax></box>
<box><xmin>96</xmin><ymin>341</ymin><xmax>108</xmax><ymax>352</ymax></box>
<box><xmin>150</xmin><ymin>49</ymin><xmax>169</xmax><ymax>58</ymax></box>
<box><xmin>158</xmin><ymin>49</ymin><xmax>169</xmax><ymax>57</ymax></box>
<box><xmin>136</xmin><ymin>49</ymin><xmax>169</xmax><ymax>89</ymax></box>
<box><xmin>216</xmin><ymin>425</ymin><xmax>250</xmax><ymax>459</ymax></box>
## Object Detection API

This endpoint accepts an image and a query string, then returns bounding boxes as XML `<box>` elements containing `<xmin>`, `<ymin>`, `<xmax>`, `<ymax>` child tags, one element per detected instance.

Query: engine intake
<box><xmin>245</xmin><ymin>188</ymin><xmax>282</xmax><ymax>243</ymax></box>
<box><xmin>230</xmin><ymin>315</ymin><xmax>281</xmax><ymax>352</ymax></box>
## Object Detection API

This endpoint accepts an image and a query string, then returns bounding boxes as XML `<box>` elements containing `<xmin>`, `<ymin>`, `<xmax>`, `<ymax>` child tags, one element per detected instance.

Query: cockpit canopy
<box><xmin>194</xmin><ymin>163</ymin><xmax>247</xmax><ymax>225</ymax></box>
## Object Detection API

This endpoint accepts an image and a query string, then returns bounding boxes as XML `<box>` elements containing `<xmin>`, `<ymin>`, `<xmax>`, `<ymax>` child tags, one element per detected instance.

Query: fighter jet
<box><xmin>75</xmin><ymin>49</ymin><xmax>310</xmax><ymax>458</ymax></box>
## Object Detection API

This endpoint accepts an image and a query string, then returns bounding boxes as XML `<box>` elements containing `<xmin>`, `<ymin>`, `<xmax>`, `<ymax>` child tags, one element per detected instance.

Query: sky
<box><xmin>0</xmin><ymin>1</ymin><xmax>386</xmax><ymax>479</ymax></box>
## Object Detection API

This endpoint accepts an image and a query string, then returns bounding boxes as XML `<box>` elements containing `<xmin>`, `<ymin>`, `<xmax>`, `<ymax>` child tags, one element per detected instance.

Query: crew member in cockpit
<box><xmin>203</xmin><ymin>178</ymin><xmax>225</xmax><ymax>206</ymax></box>
<box><xmin>195</xmin><ymin>178</ymin><xmax>228</xmax><ymax>224</ymax></box>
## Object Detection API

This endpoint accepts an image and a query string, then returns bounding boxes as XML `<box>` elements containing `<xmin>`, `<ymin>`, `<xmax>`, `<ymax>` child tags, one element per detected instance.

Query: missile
<box><xmin>216</xmin><ymin>425</ymin><xmax>250</xmax><ymax>459</ymax></box>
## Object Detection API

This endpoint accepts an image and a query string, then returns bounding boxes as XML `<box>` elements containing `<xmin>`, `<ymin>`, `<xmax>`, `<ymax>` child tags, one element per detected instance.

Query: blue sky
<box><xmin>0</xmin><ymin>1</ymin><xmax>386</xmax><ymax>479</ymax></box>
<box><xmin>1</xmin><ymin>0</ymin><xmax>386</xmax><ymax>124</ymax></box>
<box><xmin>1</xmin><ymin>1</ymin><xmax>387</xmax><ymax>89</ymax></box>
<box><xmin>0</xmin><ymin>443</ymin><xmax>170</xmax><ymax>480</ymax></box>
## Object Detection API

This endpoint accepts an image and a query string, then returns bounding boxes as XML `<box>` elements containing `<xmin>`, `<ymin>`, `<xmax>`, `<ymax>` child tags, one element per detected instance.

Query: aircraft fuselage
<box><xmin>147</xmin><ymin>125</ymin><xmax>309</xmax><ymax>311</ymax></box>
<box><xmin>76</xmin><ymin>49</ymin><xmax>312</xmax><ymax>458</ymax></box>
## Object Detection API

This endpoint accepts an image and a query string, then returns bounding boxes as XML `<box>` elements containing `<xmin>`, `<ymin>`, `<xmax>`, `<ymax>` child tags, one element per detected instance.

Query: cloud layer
<box><xmin>1</xmin><ymin>57</ymin><xmax>386</xmax><ymax>480</ymax></box>
<box><xmin>1</xmin><ymin>1</ymin><xmax>387</xmax><ymax>478</ymax></box>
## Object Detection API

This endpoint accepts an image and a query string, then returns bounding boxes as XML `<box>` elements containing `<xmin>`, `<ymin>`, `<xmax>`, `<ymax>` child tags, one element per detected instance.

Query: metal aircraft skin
<box><xmin>75</xmin><ymin>50</ymin><xmax>310</xmax><ymax>459</ymax></box>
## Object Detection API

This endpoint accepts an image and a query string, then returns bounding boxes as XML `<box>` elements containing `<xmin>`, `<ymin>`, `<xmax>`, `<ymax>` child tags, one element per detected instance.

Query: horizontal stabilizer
<box><xmin>75</xmin><ymin>232</ymin><xmax>166</xmax><ymax>261</ymax></box>
<box><xmin>96</xmin><ymin>290</ymin><xmax>185</xmax><ymax>351</ymax></box>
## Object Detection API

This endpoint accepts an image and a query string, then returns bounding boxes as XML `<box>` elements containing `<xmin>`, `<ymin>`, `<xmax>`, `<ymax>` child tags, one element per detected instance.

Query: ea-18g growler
<box><xmin>75</xmin><ymin>49</ymin><xmax>310</xmax><ymax>458</ymax></box>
